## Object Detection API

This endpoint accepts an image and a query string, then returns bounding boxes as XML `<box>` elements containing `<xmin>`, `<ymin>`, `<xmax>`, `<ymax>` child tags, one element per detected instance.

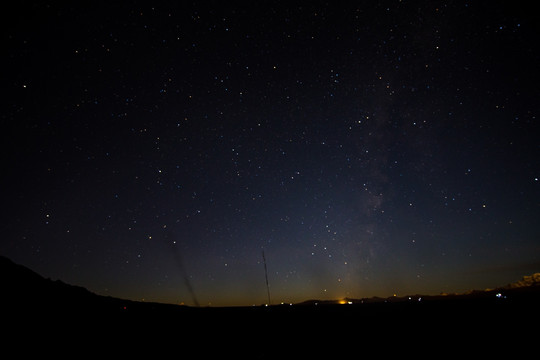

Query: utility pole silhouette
<box><xmin>262</xmin><ymin>250</ymin><xmax>271</xmax><ymax>305</ymax></box>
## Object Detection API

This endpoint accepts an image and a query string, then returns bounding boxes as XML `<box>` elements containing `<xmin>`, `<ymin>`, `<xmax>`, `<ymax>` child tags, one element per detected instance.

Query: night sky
<box><xmin>2</xmin><ymin>1</ymin><xmax>539</xmax><ymax>307</ymax></box>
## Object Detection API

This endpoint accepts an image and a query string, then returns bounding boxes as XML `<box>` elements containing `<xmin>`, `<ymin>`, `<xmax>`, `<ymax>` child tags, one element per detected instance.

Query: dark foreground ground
<box><xmin>5</xmin><ymin>293</ymin><xmax>539</xmax><ymax>358</ymax></box>
<box><xmin>2</xmin><ymin>255</ymin><xmax>539</xmax><ymax>357</ymax></box>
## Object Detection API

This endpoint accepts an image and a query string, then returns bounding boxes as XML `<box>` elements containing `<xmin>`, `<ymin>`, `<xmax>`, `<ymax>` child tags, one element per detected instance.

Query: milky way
<box><xmin>2</xmin><ymin>1</ymin><xmax>539</xmax><ymax>306</ymax></box>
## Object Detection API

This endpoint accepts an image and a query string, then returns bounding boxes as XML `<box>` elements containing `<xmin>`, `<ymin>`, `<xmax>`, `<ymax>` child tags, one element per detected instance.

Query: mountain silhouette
<box><xmin>0</xmin><ymin>255</ymin><xmax>191</xmax><ymax>316</ymax></box>
<box><xmin>2</xmin><ymin>254</ymin><xmax>540</xmax><ymax>320</ymax></box>
<box><xmin>2</xmin><ymin>254</ymin><xmax>540</xmax><ymax>358</ymax></box>
<box><xmin>0</xmin><ymin>255</ymin><xmax>108</xmax><ymax>313</ymax></box>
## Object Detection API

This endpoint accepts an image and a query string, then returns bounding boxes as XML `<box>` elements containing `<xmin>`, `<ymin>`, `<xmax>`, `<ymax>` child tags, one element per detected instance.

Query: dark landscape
<box><xmin>2</xmin><ymin>255</ymin><xmax>538</xmax><ymax>356</ymax></box>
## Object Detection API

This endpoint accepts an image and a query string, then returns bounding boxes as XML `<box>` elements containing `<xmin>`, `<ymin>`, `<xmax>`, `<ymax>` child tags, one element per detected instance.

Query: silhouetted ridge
<box><xmin>0</xmin><ymin>255</ymin><xmax>190</xmax><ymax>316</ymax></box>
<box><xmin>2</xmin><ymin>254</ymin><xmax>540</xmax><ymax>321</ymax></box>
<box><xmin>0</xmin><ymin>255</ymin><xmax>102</xmax><ymax>311</ymax></box>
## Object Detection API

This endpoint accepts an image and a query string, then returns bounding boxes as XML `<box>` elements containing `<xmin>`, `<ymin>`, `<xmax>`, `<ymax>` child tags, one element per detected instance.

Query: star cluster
<box><xmin>2</xmin><ymin>2</ymin><xmax>539</xmax><ymax>306</ymax></box>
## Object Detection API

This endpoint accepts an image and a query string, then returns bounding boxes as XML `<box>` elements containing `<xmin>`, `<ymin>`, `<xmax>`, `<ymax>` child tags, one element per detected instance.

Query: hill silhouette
<box><xmin>0</xmin><ymin>255</ymin><xmax>189</xmax><ymax>315</ymax></box>
<box><xmin>2</xmin><ymin>254</ymin><xmax>539</xmax><ymax>357</ymax></box>
<box><xmin>297</xmin><ymin>272</ymin><xmax>540</xmax><ymax>306</ymax></box>
<box><xmin>3</xmin><ymin>254</ymin><xmax>540</xmax><ymax>313</ymax></box>
<box><xmin>0</xmin><ymin>256</ymin><xmax>540</xmax><ymax>334</ymax></box>
<box><xmin>1</xmin><ymin>255</ymin><xmax>99</xmax><ymax>309</ymax></box>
